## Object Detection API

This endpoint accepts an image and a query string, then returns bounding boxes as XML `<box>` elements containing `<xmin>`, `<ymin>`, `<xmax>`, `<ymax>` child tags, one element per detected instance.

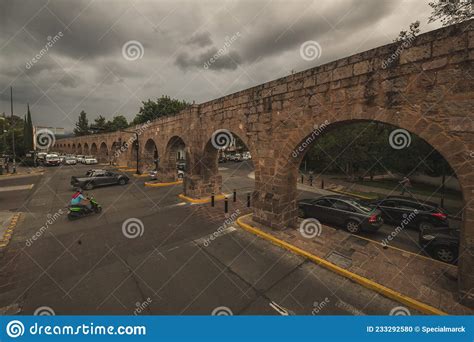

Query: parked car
<box><xmin>298</xmin><ymin>195</ymin><xmax>383</xmax><ymax>234</ymax></box>
<box><xmin>419</xmin><ymin>227</ymin><xmax>459</xmax><ymax>264</ymax></box>
<box><xmin>242</xmin><ymin>151</ymin><xmax>252</xmax><ymax>160</ymax></box>
<box><xmin>76</xmin><ymin>155</ymin><xmax>85</xmax><ymax>163</ymax></box>
<box><xmin>149</xmin><ymin>170</ymin><xmax>158</xmax><ymax>180</ymax></box>
<box><xmin>45</xmin><ymin>154</ymin><xmax>61</xmax><ymax>166</ymax></box>
<box><xmin>85</xmin><ymin>169</ymin><xmax>107</xmax><ymax>176</ymax></box>
<box><xmin>84</xmin><ymin>156</ymin><xmax>98</xmax><ymax>165</ymax></box>
<box><xmin>71</xmin><ymin>170</ymin><xmax>129</xmax><ymax>190</ymax></box>
<box><xmin>37</xmin><ymin>152</ymin><xmax>47</xmax><ymax>164</ymax></box>
<box><xmin>64</xmin><ymin>157</ymin><xmax>77</xmax><ymax>165</ymax></box>
<box><xmin>371</xmin><ymin>196</ymin><xmax>449</xmax><ymax>231</ymax></box>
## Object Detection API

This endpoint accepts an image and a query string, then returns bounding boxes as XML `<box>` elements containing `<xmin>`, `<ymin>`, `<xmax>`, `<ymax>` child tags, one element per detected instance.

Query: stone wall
<box><xmin>55</xmin><ymin>20</ymin><xmax>474</xmax><ymax>303</ymax></box>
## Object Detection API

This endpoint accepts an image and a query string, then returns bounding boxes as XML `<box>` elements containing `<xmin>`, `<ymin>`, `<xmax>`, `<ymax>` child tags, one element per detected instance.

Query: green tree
<box><xmin>24</xmin><ymin>104</ymin><xmax>34</xmax><ymax>151</ymax></box>
<box><xmin>429</xmin><ymin>0</ymin><xmax>473</xmax><ymax>26</ymax></box>
<box><xmin>73</xmin><ymin>110</ymin><xmax>90</xmax><ymax>136</ymax></box>
<box><xmin>108</xmin><ymin>115</ymin><xmax>129</xmax><ymax>131</ymax></box>
<box><xmin>132</xmin><ymin>96</ymin><xmax>189</xmax><ymax>125</ymax></box>
<box><xmin>90</xmin><ymin>115</ymin><xmax>107</xmax><ymax>133</ymax></box>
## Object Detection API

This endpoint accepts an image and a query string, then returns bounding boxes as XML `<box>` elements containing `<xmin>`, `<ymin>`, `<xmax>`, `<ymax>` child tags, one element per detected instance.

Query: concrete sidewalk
<box><xmin>239</xmin><ymin>214</ymin><xmax>473</xmax><ymax>315</ymax></box>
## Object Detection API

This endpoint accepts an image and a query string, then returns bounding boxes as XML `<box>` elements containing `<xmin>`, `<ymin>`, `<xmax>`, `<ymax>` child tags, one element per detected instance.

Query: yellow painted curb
<box><xmin>178</xmin><ymin>193</ymin><xmax>229</xmax><ymax>204</ymax></box>
<box><xmin>145</xmin><ymin>180</ymin><xmax>183</xmax><ymax>187</ymax></box>
<box><xmin>0</xmin><ymin>213</ymin><xmax>21</xmax><ymax>249</ymax></box>
<box><xmin>236</xmin><ymin>214</ymin><xmax>447</xmax><ymax>316</ymax></box>
<box><xmin>330</xmin><ymin>189</ymin><xmax>377</xmax><ymax>200</ymax></box>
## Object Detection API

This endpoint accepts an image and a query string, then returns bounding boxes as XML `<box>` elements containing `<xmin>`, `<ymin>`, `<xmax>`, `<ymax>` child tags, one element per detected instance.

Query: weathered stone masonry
<box><xmin>56</xmin><ymin>21</ymin><xmax>474</xmax><ymax>303</ymax></box>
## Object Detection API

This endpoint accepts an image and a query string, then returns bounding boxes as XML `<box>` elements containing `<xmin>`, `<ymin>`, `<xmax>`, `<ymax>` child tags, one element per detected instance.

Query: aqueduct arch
<box><xmin>142</xmin><ymin>138</ymin><xmax>158</xmax><ymax>172</ymax></box>
<box><xmin>83</xmin><ymin>143</ymin><xmax>89</xmax><ymax>155</ymax></box>
<box><xmin>54</xmin><ymin>21</ymin><xmax>474</xmax><ymax>303</ymax></box>
<box><xmin>90</xmin><ymin>143</ymin><xmax>98</xmax><ymax>156</ymax></box>
<box><xmin>99</xmin><ymin>142</ymin><xmax>108</xmax><ymax>163</ymax></box>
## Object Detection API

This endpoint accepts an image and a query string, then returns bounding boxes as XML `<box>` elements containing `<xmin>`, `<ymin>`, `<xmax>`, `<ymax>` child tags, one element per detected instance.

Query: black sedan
<box><xmin>419</xmin><ymin>227</ymin><xmax>459</xmax><ymax>264</ymax></box>
<box><xmin>371</xmin><ymin>196</ymin><xmax>449</xmax><ymax>231</ymax></box>
<box><xmin>71</xmin><ymin>170</ymin><xmax>129</xmax><ymax>190</ymax></box>
<box><xmin>298</xmin><ymin>195</ymin><xmax>383</xmax><ymax>234</ymax></box>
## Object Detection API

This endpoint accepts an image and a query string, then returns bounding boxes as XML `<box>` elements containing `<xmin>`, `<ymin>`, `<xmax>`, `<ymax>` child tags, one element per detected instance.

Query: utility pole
<box><xmin>10</xmin><ymin>87</ymin><xmax>16</xmax><ymax>173</ymax></box>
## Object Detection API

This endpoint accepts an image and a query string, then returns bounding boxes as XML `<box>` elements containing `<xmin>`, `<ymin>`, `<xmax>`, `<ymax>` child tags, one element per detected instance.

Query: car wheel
<box><xmin>84</xmin><ymin>182</ymin><xmax>94</xmax><ymax>190</ymax></box>
<box><xmin>419</xmin><ymin>221</ymin><xmax>434</xmax><ymax>231</ymax></box>
<box><xmin>345</xmin><ymin>220</ymin><xmax>361</xmax><ymax>234</ymax></box>
<box><xmin>118</xmin><ymin>178</ymin><xmax>127</xmax><ymax>185</ymax></box>
<box><xmin>298</xmin><ymin>208</ymin><xmax>306</xmax><ymax>218</ymax></box>
<box><xmin>433</xmin><ymin>245</ymin><xmax>457</xmax><ymax>264</ymax></box>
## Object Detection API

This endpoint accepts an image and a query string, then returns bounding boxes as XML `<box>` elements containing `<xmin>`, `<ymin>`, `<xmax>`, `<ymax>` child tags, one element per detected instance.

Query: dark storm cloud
<box><xmin>235</xmin><ymin>0</ymin><xmax>398</xmax><ymax>63</ymax></box>
<box><xmin>175</xmin><ymin>47</ymin><xmax>242</xmax><ymax>71</ymax></box>
<box><xmin>185</xmin><ymin>32</ymin><xmax>213</xmax><ymax>47</ymax></box>
<box><xmin>0</xmin><ymin>0</ymin><xmax>439</xmax><ymax>130</ymax></box>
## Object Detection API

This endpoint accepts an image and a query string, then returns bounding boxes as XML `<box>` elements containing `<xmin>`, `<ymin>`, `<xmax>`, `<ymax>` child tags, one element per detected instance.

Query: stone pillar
<box><xmin>182</xmin><ymin>144</ymin><xmax>222</xmax><ymax>199</ymax></box>
<box><xmin>252</xmin><ymin>155</ymin><xmax>299</xmax><ymax>230</ymax></box>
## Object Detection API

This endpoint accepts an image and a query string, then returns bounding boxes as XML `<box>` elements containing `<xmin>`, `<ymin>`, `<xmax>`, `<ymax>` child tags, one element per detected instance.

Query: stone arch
<box><xmin>72</xmin><ymin>143</ymin><xmax>76</xmax><ymax>153</ymax></box>
<box><xmin>90</xmin><ymin>142</ymin><xmax>98</xmax><ymax>155</ymax></box>
<box><xmin>77</xmin><ymin>143</ymin><xmax>82</xmax><ymax>155</ymax></box>
<box><xmin>251</xmin><ymin>112</ymin><xmax>472</xmax><ymax>304</ymax></box>
<box><xmin>143</xmin><ymin>138</ymin><xmax>159</xmax><ymax>172</ymax></box>
<box><xmin>160</xmin><ymin>136</ymin><xmax>186</xmax><ymax>182</ymax></box>
<box><xmin>99</xmin><ymin>142</ymin><xmax>108</xmax><ymax>163</ymax></box>
<box><xmin>83</xmin><ymin>143</ymin><xmax>89</xmax><ymax>155</ymax></box>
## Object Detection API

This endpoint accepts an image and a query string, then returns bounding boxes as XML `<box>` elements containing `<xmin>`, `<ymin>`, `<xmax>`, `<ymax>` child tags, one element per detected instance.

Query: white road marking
<box><xmin>269</xmin><ymin>301</ymin><xmax>295</xmax><ymax>316</ymax></box>
<box><xmin>0</xmin><ymin>184</ymin><xmax>34</xmax><ymax>192</ymax></box>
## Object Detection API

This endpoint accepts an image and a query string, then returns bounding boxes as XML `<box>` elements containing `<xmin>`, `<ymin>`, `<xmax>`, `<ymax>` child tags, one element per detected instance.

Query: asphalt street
<box><xmin>0</xmin><ymin>162</ymin><xmax>423</xmax><ymax>315</ymax></box>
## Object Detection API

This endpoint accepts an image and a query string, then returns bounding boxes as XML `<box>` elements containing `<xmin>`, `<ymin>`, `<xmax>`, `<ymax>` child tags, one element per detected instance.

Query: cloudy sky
<box><xmin>0</xmin><ymin>0</ymin><xmax>441</xmax><ymax>132</ymax></box>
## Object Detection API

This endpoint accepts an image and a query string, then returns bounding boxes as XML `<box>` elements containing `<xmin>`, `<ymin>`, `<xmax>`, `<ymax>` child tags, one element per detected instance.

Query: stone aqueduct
<box><xmin>56</xmin><ymin>21</ymin><xmax>474</xmax><ymax>302</ymax></box>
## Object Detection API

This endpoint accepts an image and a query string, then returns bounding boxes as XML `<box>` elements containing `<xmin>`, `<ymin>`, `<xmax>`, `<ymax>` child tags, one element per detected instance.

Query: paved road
<box><xmin>0</xmin><ymin>174</ymin><xmax>42</xmax><ymax>212</ymax></box>
<box><xmin>0</xmin><ymin>163</ymin><xmax>418</xmax><ymax>315</ymax></box>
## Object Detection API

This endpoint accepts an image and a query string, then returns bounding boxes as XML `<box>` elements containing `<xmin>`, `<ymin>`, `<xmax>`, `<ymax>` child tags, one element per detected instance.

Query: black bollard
<box><xmin>301</xmin><ymin>175</ymin><xmax>304</xmax><ymax>183</ymax></box>
<box><xmin>224</xmin><ymin>197</ymin><xmax>228</xmax><ymax>213</ymax></box>
<box><xmin>211</xmin><ymin>193</ymin><xmax>215</xmax><ymax>207</ymax></box>
<box><xmin>321</xmin><ymin>179</ymin><xmax>324</xmax><ymax>189</ymax></box>
<box><xmin>310</xmin><ymin>177</ymin><xmax>313</xmax><ymax>186</ymax></box>
<box><xmin>233</xmin><ymin>189</ymin><xmax>236</xmax><ymax>202</ymax></box>
<box><xmin>247</xmin><ymin>193</ymin><xmax>251</xmax><ymax>207</ymax></box>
